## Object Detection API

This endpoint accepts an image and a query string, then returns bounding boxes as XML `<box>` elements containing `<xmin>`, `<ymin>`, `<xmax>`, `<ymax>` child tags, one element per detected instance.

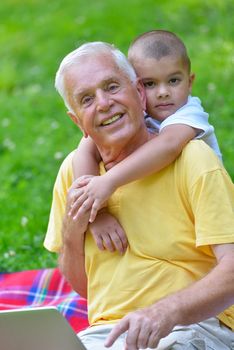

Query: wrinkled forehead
<box><xmin>64</xmin><ymin>53</ymin><xmax>130</xmax><ymax>93</ymax></box>
<box><xmin>67</xmin><ymin>52</ymin><xmax>122</xmax><ymax>75</ymax></box>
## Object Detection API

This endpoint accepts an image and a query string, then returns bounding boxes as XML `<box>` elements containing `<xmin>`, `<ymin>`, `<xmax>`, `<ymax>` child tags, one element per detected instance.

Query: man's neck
<box><xmin>97</xmin><ymin>127</ymin><xmax>154</xmax><ymax>170</ymax></box>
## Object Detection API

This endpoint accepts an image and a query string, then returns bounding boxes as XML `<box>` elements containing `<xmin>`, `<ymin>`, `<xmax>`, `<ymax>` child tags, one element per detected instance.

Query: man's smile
<box><xmin>100</xmin><ymin>114</ymin><xmax>124</xmax><ymax>126</ymax></box>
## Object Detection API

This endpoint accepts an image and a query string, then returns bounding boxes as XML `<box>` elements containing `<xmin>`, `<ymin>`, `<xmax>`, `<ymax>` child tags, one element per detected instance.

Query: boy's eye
<box><xmin>143</xmin><ymin>81</ymin><xmax>156</xmax><ymax>89</ymax></box>
<box><xmin>169</xmin><ymin>78</ymin><xmax>180</xmax><ymax>85</ymax></box>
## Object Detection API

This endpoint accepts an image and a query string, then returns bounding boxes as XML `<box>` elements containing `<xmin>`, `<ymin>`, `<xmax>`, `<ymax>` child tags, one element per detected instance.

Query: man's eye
<box><xmin>143</xmin><ymin>81</ymin><xmax>155</xmax><ymax>89</ymax></box>
<box><xmin>81</xmin><ymin>96</ymin><xmax>93</xmax><ymax>106</ymax></box>
<box><xmin>108</xmin><ymin>83</ymin><xmax>119</xmax><ymax>92</ymax></box>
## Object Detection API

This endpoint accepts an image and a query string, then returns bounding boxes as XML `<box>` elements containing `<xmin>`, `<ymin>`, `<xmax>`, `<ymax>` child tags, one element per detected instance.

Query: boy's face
<box><xmin>131</xmin><ymin>54</ymin><xmax>195</xmax><ymax>121</ymax></box>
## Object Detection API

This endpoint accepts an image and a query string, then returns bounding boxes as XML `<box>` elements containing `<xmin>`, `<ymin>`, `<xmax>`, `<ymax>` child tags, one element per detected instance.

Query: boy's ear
<box><xmin>67</xmin><ymin>111</ymin><xmax>88</xmax><ymax>138</ymax></box>
<box><xmin>189</xmin><ymin>73</ymin><xmax>195</xmax><ymax>93</ymax></box>
<box><xmin>136</xmin><ymin>78</ymin><xmax>146</xmax><ymax>111</ymax></box>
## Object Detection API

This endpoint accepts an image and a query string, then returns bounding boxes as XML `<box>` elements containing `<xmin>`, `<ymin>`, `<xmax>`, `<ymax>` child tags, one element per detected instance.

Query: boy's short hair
<box><xmin>128</xmin><ymin>30</ymin><xmax>191</xmax><ymax>72</ymax></box>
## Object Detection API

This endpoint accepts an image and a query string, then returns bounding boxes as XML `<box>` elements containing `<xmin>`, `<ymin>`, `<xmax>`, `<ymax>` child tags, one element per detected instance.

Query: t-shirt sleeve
<box><xmin>189</xmin><ymin>166</ymin><xmax>234</xmax><ymax>246</ymax></box>
<box><xmin>159</xmin><ymin>96</ymin><xmax>222</xmax><ymax>160</ymax></box>
<box><xmin>159</xmin><ymin>96</ymin><xmax>213</xmax><ymax>136</ymax></box>
<box><xmin>43</xmin><ymin>152</ymin><xmax>74</xmax><ymax>252</ymax></box>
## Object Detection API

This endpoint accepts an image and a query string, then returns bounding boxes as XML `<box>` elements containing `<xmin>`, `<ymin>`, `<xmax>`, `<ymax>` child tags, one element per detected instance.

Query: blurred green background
<box><xmin>0</xmin><ymin>0</ymin><xmax>233</xmax><ymax>271</ymax></box>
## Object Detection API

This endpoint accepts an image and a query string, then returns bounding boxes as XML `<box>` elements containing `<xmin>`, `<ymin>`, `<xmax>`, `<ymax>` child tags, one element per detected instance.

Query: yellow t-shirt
<box><xmin>44</xmin><ymin>140</ymin><xmax>234</xmax><ymax>330</ymax></box>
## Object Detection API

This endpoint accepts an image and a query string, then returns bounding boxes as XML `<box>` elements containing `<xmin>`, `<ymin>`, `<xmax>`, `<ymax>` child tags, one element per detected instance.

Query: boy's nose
<box><xmin>157</xmin><ymin>85</ymin><xmax>170</xmax><ymax>98</ymax></box>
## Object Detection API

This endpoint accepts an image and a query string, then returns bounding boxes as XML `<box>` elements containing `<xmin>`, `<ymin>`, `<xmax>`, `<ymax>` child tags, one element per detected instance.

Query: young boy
<box><xmin>69</xmin><ymin>30</ymin><xmax>222</xmax><ymax>253</ymax></box>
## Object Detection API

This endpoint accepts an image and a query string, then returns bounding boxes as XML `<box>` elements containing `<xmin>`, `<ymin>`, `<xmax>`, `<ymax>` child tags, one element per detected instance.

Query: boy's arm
<box><xmin>73</xmin><ymin>136</ymin><xmax>101</xmax><ymax>178</ymax></box>
<box><xmin>104</xmin><ymin>124</ymin><xmax>197</xmax><ymax>187</ymax></box>
<box><xmin>72</xmin><ymin>137</ymin><xmax>128</xmax><ymax>254</ymax></box>
<box><xmin>89</xmin><ymin>209</ymin><xmax>128</xmax><ymax>254</ymax></box>
<box><xmin>71</xmin><ymin>124</ymin><xmax>197</xmax><ymax>222</ymax></box>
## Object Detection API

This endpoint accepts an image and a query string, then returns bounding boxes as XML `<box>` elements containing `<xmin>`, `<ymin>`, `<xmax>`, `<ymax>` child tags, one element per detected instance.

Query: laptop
<box><xmin>0</xmin><ymin>306</ymin><xmax>87</xmax><ymax>350</ymax></box>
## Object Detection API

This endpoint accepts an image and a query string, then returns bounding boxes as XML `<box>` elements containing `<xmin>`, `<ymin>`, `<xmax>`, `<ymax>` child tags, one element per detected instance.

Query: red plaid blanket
<box><xmin>0</xmin><ymin>268</ymin><xmax>89</xmax><ymax>333</ymax></box>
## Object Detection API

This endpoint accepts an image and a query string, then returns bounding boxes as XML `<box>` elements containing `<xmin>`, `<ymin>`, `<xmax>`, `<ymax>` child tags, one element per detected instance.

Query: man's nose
<box><xmin>157</xmin><ymin>84</ymin><xmax>170</xmax><ymax>98</ymax></box>
<box><xmin>96</xmin><ymin>90</ymin><xmax>112</xmax><ymax>112</ymax></box>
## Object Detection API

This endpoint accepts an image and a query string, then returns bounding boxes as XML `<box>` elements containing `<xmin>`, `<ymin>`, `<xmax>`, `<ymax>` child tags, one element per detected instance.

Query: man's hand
<box><xmin>89</xmin><ymin>211</ymin><xmax>128</xmax><ymax>254</ymax></box>
<box><xmin>105</xmin><ymin>244</ymin><xmax>234</xmax><ymax>349</ymax></box>
<box><xmin>66</xmin><ymin>178</ymin><xmax>91</xmax><ymax>233</ymax></box>
<box><xmin>69</xmin><ymin>175</ymin><xmax>116</xmax><ymax>223</ymax></box>
<box><xmin>105</xmin><ymin>302</ymin><xmax>174</xmax><ymax>350</ymax></box>
<box><xmin>62</xmin><ymin>178</ymin><xmax>91</xmax><ymax>253</ymax></box>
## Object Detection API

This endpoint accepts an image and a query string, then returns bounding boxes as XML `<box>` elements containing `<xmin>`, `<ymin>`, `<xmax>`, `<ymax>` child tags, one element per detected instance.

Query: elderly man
<box><xmin>44</xmin><ymin>42</ymin><xmax>234</xmax><ymax>350</ymax></box>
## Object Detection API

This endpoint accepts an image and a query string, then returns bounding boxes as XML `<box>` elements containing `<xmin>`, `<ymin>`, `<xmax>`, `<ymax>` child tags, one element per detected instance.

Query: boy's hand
<box><xmin>69</xmin><ymin>175</ymin><xmax>116</xmax><ymax>223</ymax></box>
<box><xmin>89</xmin><ymin>210</ymin><xmax>128</xmax><ymax>254</ymax></box>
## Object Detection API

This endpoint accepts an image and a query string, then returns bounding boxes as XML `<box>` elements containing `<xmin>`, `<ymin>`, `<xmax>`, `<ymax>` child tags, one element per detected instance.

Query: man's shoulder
<box><xmin>182</xmin><ymin>139</ymin><xmax>217</xmax><ymax>157</ymax></box>
<box><xmin>180</xmin><ymin>140</ymin><xmax>223</xmax><ymax>173</ymax></box>
<box><xmin>54</xmin><ymin>150</ymin><xmax>75</xmax><ymax>187</ymax></box>
<box><xmin>170</xmin><ymin>140</ymin><xmax>231</xmax><ymax>192</ymax></box>
<box><xmin>59</xmin><ymin>150</ymin><xmax>75</xmax><ymax>171</ymax></box>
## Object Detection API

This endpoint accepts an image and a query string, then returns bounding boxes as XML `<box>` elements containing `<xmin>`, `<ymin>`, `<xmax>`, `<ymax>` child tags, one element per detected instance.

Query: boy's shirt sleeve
<box><xmin>159</xmin><ymin>95</ymin><xmax>223</xmax><ymax>161</ymax></box>
<box><xmin>160</xmin><ymin>96</ymin><xmax>211</xmax><ymax>134</ymax></box>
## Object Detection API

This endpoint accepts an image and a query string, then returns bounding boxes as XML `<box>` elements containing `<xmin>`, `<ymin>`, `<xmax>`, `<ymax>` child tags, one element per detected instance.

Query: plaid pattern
<box><xmin>0</xmin><ymin>268</ymin><xmax>89</xmax><ymax>333</ymax></box>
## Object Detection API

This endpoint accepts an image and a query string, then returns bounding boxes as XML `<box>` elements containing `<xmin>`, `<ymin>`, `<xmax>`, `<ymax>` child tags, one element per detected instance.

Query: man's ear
<box><xmin>136</xmin><ymin>78</ymin><xmax>146</xmax><ymax>111</ymax></box>
<box><xmin>189</xmin><ymin>73</ymin><xmax>195</xmax><ymax>93</ymax></box>
<box><xmin>67</xmin><ymin>111</ymin><xmax>88</xmax><ymax>138</ymax></box>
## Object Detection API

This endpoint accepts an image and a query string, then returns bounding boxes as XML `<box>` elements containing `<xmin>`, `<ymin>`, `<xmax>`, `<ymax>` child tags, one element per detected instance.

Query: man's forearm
<box><xmin>105</xmin><ymin>244</ymin><xmax>234</xmax><ymax>349</ymax></box>
<box><xmin>59</xmin><ymin>209</ymin><xmax>90</xmax><ymax>298</ymax></box>
<box><xmin>164</xmin><ymin>244</ymin><xmax>234</xmax><ymax>326</ymax></box>
<box><xmin>59</xmin><ymin>235</ymin><xmax>87</xmax><ymax>298</ymax></box>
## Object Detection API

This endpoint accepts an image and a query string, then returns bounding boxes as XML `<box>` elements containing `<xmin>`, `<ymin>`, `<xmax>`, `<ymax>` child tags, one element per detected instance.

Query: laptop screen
<box><xmin>0</xmin><ymin>306</ymin><xmax>87</xmax><ymax>350</ymax></box>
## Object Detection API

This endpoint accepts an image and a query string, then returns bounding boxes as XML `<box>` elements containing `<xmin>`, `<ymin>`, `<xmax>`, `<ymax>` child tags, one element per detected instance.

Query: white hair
<box><xmin>55</xmin><ymin>41</ymin><xmax>137</xmax><ymax>113</ymax></box>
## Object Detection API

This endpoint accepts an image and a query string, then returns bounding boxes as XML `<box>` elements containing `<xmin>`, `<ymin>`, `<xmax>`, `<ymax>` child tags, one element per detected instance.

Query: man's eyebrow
<box><xmin>73</xmin><ymin>77</ymin><xmax>120</xmax><ymax>99</ymax></box>
<box><xmin>73</xmin><ymin>88</ymin><xmax>89</xmax><ymax>99</ymax></box>
<box><xmin>101</xmin><ymin>77</ymin><xmax>120</xmax><ymax>85</ymax></box>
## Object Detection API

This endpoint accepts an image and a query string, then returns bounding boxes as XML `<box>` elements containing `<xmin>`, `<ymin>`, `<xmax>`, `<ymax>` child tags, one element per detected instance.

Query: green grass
<box><xmin>0</xmin><ymin>0</ymin><xmax>233</xmax><ymax>271</ymax></box>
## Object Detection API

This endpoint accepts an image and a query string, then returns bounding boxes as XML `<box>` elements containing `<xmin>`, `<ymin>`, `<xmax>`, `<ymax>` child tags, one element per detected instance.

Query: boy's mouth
<box><xmin>155</xmin><ymin>103</ymin><xmax>175</xmax><ymax>113</ymax></box>
<box><xmin>156</xmin><ymin>103</ymin><xmax>173</xmax><ymax>108</ymax></box>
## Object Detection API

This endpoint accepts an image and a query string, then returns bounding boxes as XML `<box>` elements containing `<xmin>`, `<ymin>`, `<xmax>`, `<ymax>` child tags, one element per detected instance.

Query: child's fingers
<box><xmin>67</xmin><ymin>187</ymin><xmax>84</xmax><ymax>206</ymax></box>
<box><xmin>72</xmin><ymin>175</ymin><xmax>93</xmax><ymax>188</ymax></box>
<box><xmin>69</xmin><ymin>192</ymin><xmax>88</xmax><ymax>216</ymax></box>
<box><xmin>89</xmin><ymin>199</ymin><xmax>102</xmax><ymax>223</ymax></box>
<box><xmin>92</xmin><ymin>234</ymin><xmax>105</xmax><ymax>251</ymax></box>
<box><xmin>76</xmin><ymin>178</ymin><xmax>92</xmax><ymax>187</ymax></box>
<box><xmin>77</xmin><ymin>198</ymin><xmax>95</xmax><ymax>219</ymax></box>
<box><xmin>71</xmin><ymin>197</ymin><xmax>94</xmax><ymax>220</ymax></box>
<box><xmin>116</xmin><ymin>228</ymin><xmax>128</xmax><ymax>252</ymax></box>
<box><xmin>111</xmin><ymin>233</ymin><xmax>125</xmax><ymax>254</ymax></box>
<box><xmin>102</xmin><ymin>233</ymin><xmax>115</xmax><ymax>252</ymax></box>
<box><xmin>108</xmin><ymin>229</ymin><xmax>128</xmax><ymax>254</ymax></box>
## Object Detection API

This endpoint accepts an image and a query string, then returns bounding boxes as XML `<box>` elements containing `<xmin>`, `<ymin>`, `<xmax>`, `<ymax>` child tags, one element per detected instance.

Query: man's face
<box><xmin>131</xmin><ymin>54</ymin><xmax>194</xmax><ymax>122</ymax></box>
<box><xmin>65</xmin><ymin>53</ymin><xmax>146</xmax><ymax>149</ymax></box>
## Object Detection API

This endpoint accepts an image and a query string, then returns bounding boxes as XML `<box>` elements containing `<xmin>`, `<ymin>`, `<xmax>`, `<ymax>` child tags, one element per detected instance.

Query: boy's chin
<box><xmin>152</xmin><ymin>113</ymin><xmax>170</xmax><ymax>122</ymax></box>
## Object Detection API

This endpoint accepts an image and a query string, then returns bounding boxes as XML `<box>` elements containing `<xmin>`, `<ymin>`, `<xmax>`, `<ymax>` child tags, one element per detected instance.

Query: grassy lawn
<box><xmin>0</xmin><ymin>0</ymin><xmax>233</xmax><ymax>271</ymax></box>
